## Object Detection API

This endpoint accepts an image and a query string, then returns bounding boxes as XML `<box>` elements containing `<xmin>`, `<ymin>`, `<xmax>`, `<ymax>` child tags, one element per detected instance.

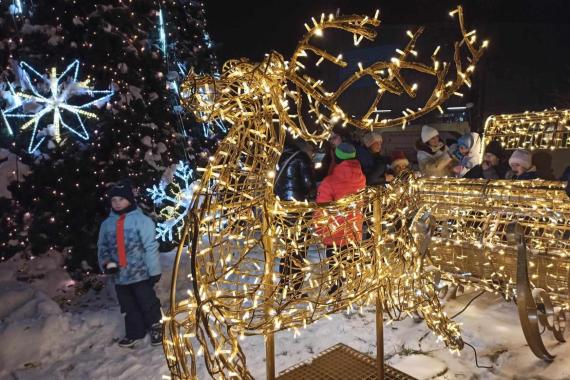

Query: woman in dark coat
<box><xmin>274</xmin><ymin>139</ymin><xmax>316</xmax><ymax>297</ymax></box>
<box><xmin>464</xmin><ymin>140</ymin><xmax>510</xmax><ymax>180</ymax></box>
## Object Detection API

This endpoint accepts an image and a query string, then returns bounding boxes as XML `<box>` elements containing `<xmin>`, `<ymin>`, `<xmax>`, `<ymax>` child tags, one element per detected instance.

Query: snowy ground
<box><xmin>2</xmin><ymin>250</ymin><xmax>570</xmax><ymax>380</ymax></box>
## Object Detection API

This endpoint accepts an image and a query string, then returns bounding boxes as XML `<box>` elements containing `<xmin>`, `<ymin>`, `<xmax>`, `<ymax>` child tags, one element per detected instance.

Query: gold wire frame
<box><xmin>164</xmin><ymin>7</ymin><xmax>487</xmax><ymax>379</ymax></box>
<box><xmin>418</xmin><ymin>178</ymin><xmax>570</xmax><ymax>304</ymax></box>
<box><xmin>415</xmin><ymin>178</ymin><xmax>570</xmax><ymax>360</ymax></box>
<box><xmin>484</xmin><ymin>109</ymin><xmax>570</xmax><ymax>151</ymax></box>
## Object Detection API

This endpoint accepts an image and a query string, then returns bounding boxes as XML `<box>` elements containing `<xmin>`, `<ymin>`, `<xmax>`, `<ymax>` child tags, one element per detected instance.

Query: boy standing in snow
<box><xmin>97</xmin><ymin>181</ymin><xmax>163</xmax><ymax>348</ymax></box>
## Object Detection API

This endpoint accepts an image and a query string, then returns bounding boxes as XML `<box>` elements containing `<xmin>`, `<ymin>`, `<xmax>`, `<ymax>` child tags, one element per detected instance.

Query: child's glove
<box><xmin>451</xmin><ymin>148</ymin><xmax>463</xmax><ymax>161</ymax></box>
<box><xmin>104</xmin><ymin>261</ymin><xmax>119</xmax><ymax>275</ymax></box>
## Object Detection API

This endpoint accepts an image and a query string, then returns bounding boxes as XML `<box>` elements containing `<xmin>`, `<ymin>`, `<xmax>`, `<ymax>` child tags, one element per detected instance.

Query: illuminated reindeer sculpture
<box><xmin>163</xmin><ymin>7</ymin><xmax>486</xmax><ymax>379</ymax></box>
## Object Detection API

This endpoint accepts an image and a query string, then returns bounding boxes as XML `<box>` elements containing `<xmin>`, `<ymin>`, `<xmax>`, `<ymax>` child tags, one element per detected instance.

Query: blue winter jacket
<box><xmin>97</xmin><ymin>208</ymin><xmax>161</xmax><ymax>285</ymax></box>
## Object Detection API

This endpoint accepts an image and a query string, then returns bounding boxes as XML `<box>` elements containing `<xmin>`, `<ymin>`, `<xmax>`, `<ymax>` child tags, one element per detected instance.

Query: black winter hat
<box><xmin>484</xmin><ymin>140</ymin><xmax>505</xmax><ymax>159</ymax></box>
<box><xmin>108</xmin><ymin>180</ymin><xmax>136</xmax><ymax>205</ymax></box>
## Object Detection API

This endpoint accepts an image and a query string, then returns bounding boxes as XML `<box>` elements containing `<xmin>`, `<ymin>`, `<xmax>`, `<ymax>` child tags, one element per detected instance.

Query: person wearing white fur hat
<box><xmin>507</xmin><ymin>149</ymin><xmax>539</xmax><ymax>180</ymax></box>
<box><xmin>415</xmin><ymin>125</ymin><xmax>454</xmax><ymax>177</ymax></box>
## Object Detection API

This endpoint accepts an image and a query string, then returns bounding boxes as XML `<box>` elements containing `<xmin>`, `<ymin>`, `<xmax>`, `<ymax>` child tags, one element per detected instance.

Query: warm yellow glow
<box><xmin>167</xmin><ymin>7</ymin><xmax>487</xmax><ymax>379</ymax></box>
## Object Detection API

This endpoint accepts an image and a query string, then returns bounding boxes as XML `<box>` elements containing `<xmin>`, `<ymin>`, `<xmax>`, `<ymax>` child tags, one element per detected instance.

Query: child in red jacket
<box><xmin>316</xmin><ymin>142</ymin><xmax>366</xmax><ymax>295</ymax></box>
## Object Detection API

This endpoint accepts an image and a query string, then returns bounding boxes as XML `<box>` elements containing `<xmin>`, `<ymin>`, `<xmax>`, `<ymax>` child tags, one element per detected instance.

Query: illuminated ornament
<box><xmin>0</xmin><ymin>60</ymin><xmax>113</xmax><ymax>153</ymax></box>
<box><xmin>147</xmin><ymin>161</ymin><xmax>195</xmax><ymax>242</ymax></box>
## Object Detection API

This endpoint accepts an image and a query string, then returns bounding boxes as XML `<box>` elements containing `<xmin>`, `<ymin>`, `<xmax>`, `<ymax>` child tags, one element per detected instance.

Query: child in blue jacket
<box><xmin>98</xmin><ymin>181</ymin><xmax>162</xmax><ymax>348</ymax></box>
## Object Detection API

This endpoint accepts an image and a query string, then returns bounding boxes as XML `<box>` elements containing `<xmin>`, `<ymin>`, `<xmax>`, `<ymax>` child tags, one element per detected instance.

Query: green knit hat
<box><xmin>335</xmin><ymin>142</ymin><xmax>356</xmax><ymax>160</ymax></box>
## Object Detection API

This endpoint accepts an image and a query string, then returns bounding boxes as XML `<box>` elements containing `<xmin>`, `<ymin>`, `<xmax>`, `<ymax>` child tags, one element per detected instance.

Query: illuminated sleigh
<box><xmin>416</xmin><ymin>109</ymin><xmax>570</xmax><ymax>361</ymax></box>
<box><xmin>161</xmin><ymin>7</ymin><xmax>486</xmax><ymax>380</ymax></box>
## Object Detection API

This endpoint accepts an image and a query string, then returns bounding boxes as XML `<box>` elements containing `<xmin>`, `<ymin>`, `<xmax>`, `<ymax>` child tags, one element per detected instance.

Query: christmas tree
<box><xmin>0</xmin><ymin>0</ymin><xmax>222</xmax><ymax>270</ymax></box>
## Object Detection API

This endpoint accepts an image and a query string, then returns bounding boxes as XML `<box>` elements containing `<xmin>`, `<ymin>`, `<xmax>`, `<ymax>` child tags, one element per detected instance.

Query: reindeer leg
<box><xmin>195</xmin><ymin>303</ymin><xmax>253</xmax><ymax>380</ymax></box>
<box><xmin>507</xmin><ymin>222</ymin><xmax>555</xmax><ymax>361</ymax></box>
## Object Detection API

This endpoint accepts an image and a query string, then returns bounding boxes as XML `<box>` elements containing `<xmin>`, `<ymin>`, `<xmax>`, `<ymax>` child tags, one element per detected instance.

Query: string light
<box><xmin>418</xmin><ymin>177</ymin><xmax>570</xmax><ymax>360</ymax></box>
<box><xmin>484</xmin><ymin>108</ymin><xmax>570</xmax><ymax>151</ymax></box>
<box><xmin>165</xmin><ymin>7</ymin><xmax>486</xmax><ymax>379</ymax></box>
<box><xmin>158</xmin><ymin>8</ymin><xmax>167</xmax><ymax>57</ymax></box>
<box><xmin>0</xmin><ymin>60</ymin><xmax>113</xmax><ymax>153</ymax></box>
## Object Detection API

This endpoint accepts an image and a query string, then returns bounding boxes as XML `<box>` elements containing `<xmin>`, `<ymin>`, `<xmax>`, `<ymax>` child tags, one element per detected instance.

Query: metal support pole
<box><xmin>266</xmin><ymin>333</ymin><xmax>275</xmax><ymax>380</ymax></box>
<box><xmin>376</xmin><ymin>292</ymin><xmax>384</xmax><ymax>380</ymax></box>
<box><xmin>262</xmin><ymin>201</ymin><xmax>276</xmax><ymax>380</ymax></box>
<box><xmin>373</xmin><ymin>191</ymin><xmax>384</xmax><ymax>380</ymax></box>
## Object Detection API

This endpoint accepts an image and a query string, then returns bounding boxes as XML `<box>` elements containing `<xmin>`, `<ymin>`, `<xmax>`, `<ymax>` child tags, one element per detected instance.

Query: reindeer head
<box><xmin>180</xmin><ymin>53</ymin><xmax>287</xmax><ymax>124</ymax></box>
<box><xmin>180</xmin><ymin>7</ymin><xmax>485</xmax><ymax>145</ymax></box>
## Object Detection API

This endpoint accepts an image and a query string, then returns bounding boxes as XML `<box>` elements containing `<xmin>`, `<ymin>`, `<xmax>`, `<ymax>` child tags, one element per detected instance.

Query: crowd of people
<box><xmin>273</xmin><ymin>124</ymin><xmax>570</xmax><ymax>297</ymax></box>
<box><xmin>275</xmin><ymin>124</ymin><xmax>570</xmax><ymax>203</ymax></box>
<box><xmin>98</xmin><ymin>124</ymin><xmax>569</xmax><ymax>346</ymax></box>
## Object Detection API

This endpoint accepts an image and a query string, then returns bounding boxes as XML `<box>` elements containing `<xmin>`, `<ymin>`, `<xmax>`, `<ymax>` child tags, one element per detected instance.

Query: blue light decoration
<box><xmin>203</xmin><ymin>31</ymin><xmax>213</xmax><ymax>48</ymax></box>
<box><xmin>158</xmin><ymin>8</ymin><xmax>167</xmax><ymax>57</ymax></box>
<box><xmin>0</xmin><ymin>60</ymin><xmax>113</xmax><ymax>153</ymax></box>
<box><xmin>9</xmin><ymin>0</ymin><xmax>23</xmax><ymax>15</ymax></box>
<box><xmin>147</xmin><ymin>161</ymin><xmax>195</xmax><ymax>242</ymax></box>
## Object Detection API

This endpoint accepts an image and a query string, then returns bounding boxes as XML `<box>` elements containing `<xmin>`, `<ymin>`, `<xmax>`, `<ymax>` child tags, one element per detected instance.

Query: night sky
<box><xmin>205</xmin><ymin>0</ymin><xmax>570</xmax><ymax>118</ymax></box>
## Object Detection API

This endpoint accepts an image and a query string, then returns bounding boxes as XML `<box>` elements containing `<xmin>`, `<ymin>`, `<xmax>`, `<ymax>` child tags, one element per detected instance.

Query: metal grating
<box><xmin>277</xmin><ymin>344</ymin><xmax>417</xmax><ymax>380</ymax></box>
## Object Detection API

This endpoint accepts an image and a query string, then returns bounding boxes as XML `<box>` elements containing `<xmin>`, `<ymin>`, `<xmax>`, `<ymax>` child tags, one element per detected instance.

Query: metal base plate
<box><xmin>277</xmin><ymin>343</ymin><xmax>417</xmax><ymax>380</ymax></box>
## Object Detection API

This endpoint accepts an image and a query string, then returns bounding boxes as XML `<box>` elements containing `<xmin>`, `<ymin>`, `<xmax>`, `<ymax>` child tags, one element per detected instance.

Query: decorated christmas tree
<box><xmin>0</xmin><ymin>0</ymin><xmax>221</xmax><ymax>270</ymax></box>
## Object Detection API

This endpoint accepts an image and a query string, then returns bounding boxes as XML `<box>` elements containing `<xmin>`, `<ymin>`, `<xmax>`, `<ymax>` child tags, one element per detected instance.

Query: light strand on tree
<box><xmin>158</xmin><ymin>8</ymin><xmax>167</xmax><ymax>58</ymax></box>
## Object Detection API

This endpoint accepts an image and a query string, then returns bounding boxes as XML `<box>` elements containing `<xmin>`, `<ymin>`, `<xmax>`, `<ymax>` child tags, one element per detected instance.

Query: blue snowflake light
<box><xmin>1</xmin><ymin>60</ymin><xmax>113</xmax><ymax>153</ymax></box>
<box><xmin>147</xmin><ymin>161</ymin><xmax>196</xmax><ymax>241</ymax></box>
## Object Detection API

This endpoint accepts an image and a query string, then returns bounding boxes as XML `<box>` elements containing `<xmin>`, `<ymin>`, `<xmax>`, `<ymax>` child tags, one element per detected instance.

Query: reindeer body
<box><xmin>164</xmin><ymin>9</ymin><xmax>486</xmax><ymax>379</ymax></box>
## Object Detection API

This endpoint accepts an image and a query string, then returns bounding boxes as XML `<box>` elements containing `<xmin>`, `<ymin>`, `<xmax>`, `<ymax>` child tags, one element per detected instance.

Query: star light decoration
<box><xmin>147</xmin><ymin>161</ymin><xmax>196</xmax><ymax>242</ymax></box>
<box><xmin>1</xmin><ymin>60</ymin><xmax>113</xmax><ymax>153</ymax></box>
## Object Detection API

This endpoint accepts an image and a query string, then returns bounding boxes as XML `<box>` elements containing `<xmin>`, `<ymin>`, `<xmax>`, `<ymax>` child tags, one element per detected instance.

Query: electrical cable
<box><xmin>451</xmin><ymin>290</ymin><xmax>486</xmax><ymax>319</ymax></box>
<box><xmin>463</xmin><ymin>341</ymin><xmax>493</xmax><ymax>369</ymax></box>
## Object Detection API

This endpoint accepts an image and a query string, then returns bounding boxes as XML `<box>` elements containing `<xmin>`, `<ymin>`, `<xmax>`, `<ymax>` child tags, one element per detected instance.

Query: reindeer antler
<box><xmin>285</xmin><ymin>6</ymin><xmax>487</xmax><ymax>138</ymax></box>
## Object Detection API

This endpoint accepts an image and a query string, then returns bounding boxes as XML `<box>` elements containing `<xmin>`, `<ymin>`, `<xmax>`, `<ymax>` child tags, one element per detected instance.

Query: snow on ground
<box><xmin>2</xmin><ymin>250</ymin><xmax>570</xmax><ymax>380</ymax></box>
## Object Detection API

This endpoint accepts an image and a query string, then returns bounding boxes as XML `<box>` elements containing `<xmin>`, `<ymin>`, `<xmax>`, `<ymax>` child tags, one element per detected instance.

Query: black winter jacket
<box><xmin>464</xmin><ymin>161</ymin><xmax>510</xmax><ymax>180</ymax></box>
<box><xmin>356</xmin><ymin>144</ymin><xmax>391</xmax><ymax>186</ymax></box>
<box><xmin>274</xmin><ymin>147</ymin><xmax>316</xmax><ymax>201</ymax></box>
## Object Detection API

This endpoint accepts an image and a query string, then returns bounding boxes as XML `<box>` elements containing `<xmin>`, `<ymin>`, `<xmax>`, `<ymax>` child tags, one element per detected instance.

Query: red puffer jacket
<box><xmin>315</xmin><ymin>159</ymin><xmax>366</xmax><ymax>247</ymax></box>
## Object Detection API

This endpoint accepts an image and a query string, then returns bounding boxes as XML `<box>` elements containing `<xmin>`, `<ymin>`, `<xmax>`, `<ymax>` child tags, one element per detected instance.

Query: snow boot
<box><xmin>118</xmin><ymin>337</ymin><xmax>140</xmax><ymax>348</ymax></box>
<box><xmin>150</xmin><ymin>323</ymin><xmax>163</xmax><ymax>346</ymax></box>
